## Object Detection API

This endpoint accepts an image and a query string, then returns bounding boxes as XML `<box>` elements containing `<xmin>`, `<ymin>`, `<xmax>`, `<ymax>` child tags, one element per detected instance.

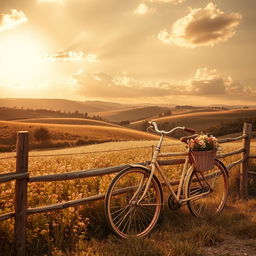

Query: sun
<box><xmin>0</xmin><ymin>32</ymin><xmax>45</xmax><ymax>89</ymax></box>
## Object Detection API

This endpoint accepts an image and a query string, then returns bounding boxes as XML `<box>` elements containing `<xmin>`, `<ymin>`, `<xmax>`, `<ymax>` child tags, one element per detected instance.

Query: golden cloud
<box><xmin>74</xmin><ymin>68</ymin><xmax>252</xmax><ymax>99</ymax></box>
<box><xmin>0</xmin><ymin>9</ymin><xmax>27</xmax><ymax>32</ymax></box>
<box><xmin>45</xmin><ymin>51</ymin><xmax>98</xmax><ymax>62</ymax></box>
<box><xmin>38</xmin><ymin>0</ymin><xmax>64</xmax><ymax>3</ymax></box>
<box><xmin>158</xmin><ymin>2</ymin><xmax>242</xmax><ymax>48</ymax></box>
<box><xmin>147</xmin><ymin>0</ymin><xmax>185</xmax><ymax>4</ymax></box>
<box><xmin>74</xmin><ymin>72</ymin><xmax>178</xmax><ymax>98</ymax></box>
<box><xmin>134</xmin><ymin>4</ymin><xmax>152</xmax><ymax>15</ymax></box>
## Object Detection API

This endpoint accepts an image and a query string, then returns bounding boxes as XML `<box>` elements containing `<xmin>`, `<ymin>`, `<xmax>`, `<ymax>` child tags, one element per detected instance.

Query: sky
<box><xmin>0</xmin><ymin>0</ymin><xmax>255</xmax><ymax>105</ymax></box>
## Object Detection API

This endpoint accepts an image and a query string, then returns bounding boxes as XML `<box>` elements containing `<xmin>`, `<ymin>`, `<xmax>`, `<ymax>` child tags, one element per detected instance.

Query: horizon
<box><xmin>0</xmin><ymin>1</ymin><xmax>255</xmax><ymax>105</ymax></box>
<box><xmin>1</xmin><ymin>97</ymin><xmax>256</xmax><ymax>108</ymax></box>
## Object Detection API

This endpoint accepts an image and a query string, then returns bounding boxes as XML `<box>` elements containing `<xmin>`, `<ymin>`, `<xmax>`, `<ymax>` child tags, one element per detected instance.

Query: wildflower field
<box><xmin>0</xmin><ymin>140</ymin><xmax>256</xmax><ymax>256</ymax></box>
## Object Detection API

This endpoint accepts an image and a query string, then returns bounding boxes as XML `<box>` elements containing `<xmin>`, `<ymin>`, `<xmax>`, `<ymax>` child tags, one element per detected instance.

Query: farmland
<box><xmin>15</xmin><ymin>118</ymin><xmax>120</xmax><ymax>127</ymax></box>
<box><xmin>93</xmin><ymin>106</ymin><xmax>171</xmax><ymax>122</ymax></box>
<box><xmin>128</xmin><ymin>108</ymin><xmax>256</xmax><ymax>132</ymax></box>
<box><xmin>0</xmin><ymin>139</ymin><xmax>256</xmax><ymax>256</ymax></box>
<box><xmin>0</xmin><ymin>120</ymin><xmax>160</xmax><ymax>151</ymax></box>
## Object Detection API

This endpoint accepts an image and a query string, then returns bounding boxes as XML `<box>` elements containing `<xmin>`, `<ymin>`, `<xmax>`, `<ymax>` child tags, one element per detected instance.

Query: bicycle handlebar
<box><xmin>148</xmin><ymin>121</ymin><xmax>195</xmax><ymax>135</ymax></box>
<box><xmin>184</xmin><ymin>127</ymin><xmax>196</xmax><ymax>134</ymax></box>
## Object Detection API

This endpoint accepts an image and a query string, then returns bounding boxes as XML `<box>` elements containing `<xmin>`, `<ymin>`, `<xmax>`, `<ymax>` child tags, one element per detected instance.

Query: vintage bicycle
<box><xmin>104</xmin><ymin>121</ymin><xmax>229</xmax><ymax>238</ymax></box>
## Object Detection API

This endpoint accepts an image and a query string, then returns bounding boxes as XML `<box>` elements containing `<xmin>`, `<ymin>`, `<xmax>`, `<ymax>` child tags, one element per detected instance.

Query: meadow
<box><xmin>0</xmin><ymin>140</ymin><xmax>256</xmax><ymax>256</ymax></box>
<box><xmin>129</xmin><ymin>108</ymin><xmax>256</xmax><ymax>132</ymax></box>
<box><xmin>0</xmin><ymin>120</ymin><xmax>159</xmax><ymax>151</ymax></box>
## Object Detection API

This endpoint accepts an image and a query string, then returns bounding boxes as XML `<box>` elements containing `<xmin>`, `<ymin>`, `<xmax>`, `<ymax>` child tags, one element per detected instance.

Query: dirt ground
<box><xmin>203</xmin><ymin>235</ymin><xmax>256</xmax><ymax>256</ymax></box>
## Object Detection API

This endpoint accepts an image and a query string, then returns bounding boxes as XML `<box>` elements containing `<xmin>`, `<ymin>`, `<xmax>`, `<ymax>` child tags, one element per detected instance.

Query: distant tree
<box><xmin>120</xmin><ymin>120</ymin><xmax>130</xmax><ymax>126</ymax></box>
<box><xmin>34</xmin><ymin>127</ymin><xmax>51</xmax><ymax>142</ymax></box>
<box><xmin>141</xmin><ymin>120</ymin><xmax>149</xmax><ymax>131</ymax></box>
<box><xmin>164</xmin><ymin>110</ymin><xmax>172</xmax><ymax>116</ymax></box>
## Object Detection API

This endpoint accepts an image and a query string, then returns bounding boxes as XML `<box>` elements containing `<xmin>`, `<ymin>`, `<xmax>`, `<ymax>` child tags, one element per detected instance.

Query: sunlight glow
<box><xmin>0</xmin><ymin>33</ymin><xmax>45</xmax><ymax>89</ymax></box>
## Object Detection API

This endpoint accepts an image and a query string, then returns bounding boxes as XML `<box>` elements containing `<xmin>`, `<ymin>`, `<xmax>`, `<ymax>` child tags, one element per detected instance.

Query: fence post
<box><xmin>239</xmin><ymin>123</ymin><xmax>252</xmax><ymax>200</ymax></box>
<box><xmin>14</xmin><ymin>131</ymin><xmax>29</xmax><ymax>256</ymax></box>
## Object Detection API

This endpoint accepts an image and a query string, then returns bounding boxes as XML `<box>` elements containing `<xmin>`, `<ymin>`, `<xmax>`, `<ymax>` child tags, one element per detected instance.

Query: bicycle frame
<box><xmin>137</xmin><ymin>133</ymin><xmax>211</xmax><ymax>205</ymax></box>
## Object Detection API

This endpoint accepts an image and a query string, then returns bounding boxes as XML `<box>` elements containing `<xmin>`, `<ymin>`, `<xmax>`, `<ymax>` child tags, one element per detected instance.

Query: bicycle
<box><xmin>104</xmin><ymin>121</ymin><xmax>229</xmax><ymax>238</ymax></box>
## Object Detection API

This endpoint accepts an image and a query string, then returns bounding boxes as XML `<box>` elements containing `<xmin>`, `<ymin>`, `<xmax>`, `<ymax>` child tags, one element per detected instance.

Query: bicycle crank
<box><xmin>168</xmin><ymin>194</ymin><xmax>181</xmax><ymax>210</ymax></box>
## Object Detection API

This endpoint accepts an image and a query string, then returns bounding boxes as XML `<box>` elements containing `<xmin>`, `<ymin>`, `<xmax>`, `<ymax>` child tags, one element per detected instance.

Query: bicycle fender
<box><xmin>215</xmin><ymin>159</ymin><xmax>229</xmax><ymax>177</ymax></box>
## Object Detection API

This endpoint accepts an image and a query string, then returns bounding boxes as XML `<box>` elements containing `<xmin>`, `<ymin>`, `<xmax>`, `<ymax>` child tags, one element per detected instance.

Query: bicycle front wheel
<box><xmin>186</xmin><ymin>159</ymin><xmax>228</xmax><ymax>218</ymax></box>
<box><xmin>104</xmin><ymin>166</ymin><xmax>163</xmax><ymax>238</ymax></box>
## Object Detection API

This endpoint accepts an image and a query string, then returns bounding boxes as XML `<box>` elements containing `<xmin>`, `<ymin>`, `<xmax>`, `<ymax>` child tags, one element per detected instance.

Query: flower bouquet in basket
<box><xmin>188</xmin><ymin>134</ymin><xmax>219</xmax><ymax>172</ymax></box>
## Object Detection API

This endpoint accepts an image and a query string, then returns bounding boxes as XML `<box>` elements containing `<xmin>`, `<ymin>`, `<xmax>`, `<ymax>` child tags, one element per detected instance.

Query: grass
<box><xmin>0</xmin><ymin>140</ymin><xmax>255</xmax><ymax>255</ymax></box>
<box><xmin>46</xmin><ymin>201</ymin><xmax>256</xmax><ymax>256</ymax></box>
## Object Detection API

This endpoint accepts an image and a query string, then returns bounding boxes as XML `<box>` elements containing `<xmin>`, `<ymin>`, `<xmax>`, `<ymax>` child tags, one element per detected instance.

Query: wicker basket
<box><xmin>190</xmin><ymin>150</ymin><xmax>216</xmax><ymax>172</ymax></box>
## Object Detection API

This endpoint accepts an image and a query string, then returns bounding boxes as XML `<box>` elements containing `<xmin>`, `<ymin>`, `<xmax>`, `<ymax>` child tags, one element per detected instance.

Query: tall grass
<box><xmin>0</xmin><ymin>141</ymin><xmax>255</xmax><ymax>255</ymax></box>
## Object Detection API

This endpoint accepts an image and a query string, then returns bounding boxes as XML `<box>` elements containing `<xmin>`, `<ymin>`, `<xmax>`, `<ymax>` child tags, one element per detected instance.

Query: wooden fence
<box><xmin>0</xmin><ymin>122</ymin><xmax>255</xmax><ymax>256</ymax></box>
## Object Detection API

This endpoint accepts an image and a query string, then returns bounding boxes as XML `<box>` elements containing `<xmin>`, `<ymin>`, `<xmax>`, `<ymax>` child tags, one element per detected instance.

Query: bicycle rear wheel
<box><xmin>104</xmin><ymin>166</ymin><xmax>163</xmax><ymax>238</ymax></box>
<box><xmin>186</xmin><ymin>159</ymin><xmax>228</xmax><ymax>218</ymax></box>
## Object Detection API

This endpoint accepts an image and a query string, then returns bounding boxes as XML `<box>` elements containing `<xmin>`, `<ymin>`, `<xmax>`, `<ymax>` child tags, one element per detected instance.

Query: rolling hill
<box><xmin>0</xmin><ymin>107</ymin><xmax>73</xmax><ymax>120</ymax></box>
<box><xmin>0</xmin><ymin>120</ymin><xmax>162</xmax><ymax>151</ymax></box>
<box><xmin>128</xmin><ymin>108</ymin><xmax>256</xmax><ymax>132</ymax></box>
<box><xmin>94</xmin><ymin>106</ymin><xmax>171</xmax><ymax>122</ymax></box>
<box><xmin>15</xmin><ymin>118</ymin><xmax>119</xmax><ymax>127</ymax></box>
<box><xmin>0</xmin><ymin>98</ymin><xmax>127</xmax><ymax>113</ymax></box>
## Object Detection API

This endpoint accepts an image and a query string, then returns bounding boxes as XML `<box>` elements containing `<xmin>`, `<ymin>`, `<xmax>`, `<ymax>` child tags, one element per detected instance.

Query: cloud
<box><xmin>134</xmin><ymin>4</ymin><xmax>152</xmax><ymax>15</ymax></box>
<box><xmin>86</xmin><ymin>54</ymin><xmax>98</xmax><ymax>63</ymax></box>
<box><xmin>74</xmin><ymin>68</ymin><xmax>253</xmax><ymax>100</ymax></box>
<box><xmin>45</xmin><ymin>51</ymin><xmax>98</xmax><ymax>62</ymax></box>
<box><xmin>146</xmin><ymin>0</ymin><xmax>186</xmax><ymax>4</ymax></box>
<box><xmin>189</xmin><ymin>68</ymin><xmax>227</xmax><ymax>95</ymax></box>
<box><xmin>74</xmin><ymin>71</ymin><xmax>182</xmax><ymax>98</ymax></box>
<box><xmin>38</xmin><ymin>0</ymin><xmax>64</xmax><ymax>3</ymax></box>
<box><xmin>188</xmin><ymin>68</ymin><xmax>254</xmax><ymax>97</ymax></box>
<box><xmin>158</xmin><ymin>2</ymin><xmax>242</xmax><ymax>48</ymax></box>
<box><xmin>0</xmin><ymin>9</ymin><xmax>27</xmax><ymax>32</ymax></box>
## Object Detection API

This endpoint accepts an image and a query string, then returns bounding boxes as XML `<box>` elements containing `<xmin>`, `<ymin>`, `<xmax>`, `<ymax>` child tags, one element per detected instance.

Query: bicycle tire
<box><xmin>186</xmin><ymin>159</ymin><xmax>228</xmax><ymax>218</ymax></box>
<box><xmin>104</xmin><ymin>166</ymin><xmax>163</xmax><ymax>238</ymax></box>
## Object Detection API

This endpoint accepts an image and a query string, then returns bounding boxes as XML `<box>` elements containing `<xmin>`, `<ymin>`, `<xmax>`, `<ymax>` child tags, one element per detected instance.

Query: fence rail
<box><xmin>0</xmin><ymin>122</ymin><xmax>255</xmax><ymax>256</ymax></box>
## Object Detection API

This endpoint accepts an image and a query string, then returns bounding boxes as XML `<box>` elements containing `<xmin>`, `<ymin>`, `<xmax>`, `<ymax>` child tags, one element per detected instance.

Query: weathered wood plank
<box><xmin>14</xmin><ymin>131</ymin><xmax>29</xmax><ymax>256</ymax></box>
<box><xmin>217</xmin><ymin>148</ymin><xmax>244</xmax><ymax>159</ymax></box>
<box><xmin>27</xmin><ymin>179</ymin><xmax>181</xmax><ymax>214</ymax></box>
<box><xmin>0</xmin><ymin>172</ymin><xmax>29</xmax><ymax>184</ymax></box>
<box><xmin>29</xmin><ymin>159</ymin><xmax>185</xmax><ymax>182</ymax></box>
<box><xmin>29</xmin><ymin>164</ymin><xmax>142</xmax><ymax>182</ymax></box>
<box><xmin>240</xmin><ymin>123</ymin><xmax>252</xmax><ymax>200</ymax></box>
<box><xmin>227</xmin><ymin>158</ymin><xmax>244</xmax><ymax>171</ymax></box>
<box><xmin>0</xmin><ymin>212</ymin><xmax>15</xmax><ymax>221</ymax></box>
<box><xmin>218</xmin><ymin>135</ymin><xmax>246</xmax><ymax>144</ymax></box>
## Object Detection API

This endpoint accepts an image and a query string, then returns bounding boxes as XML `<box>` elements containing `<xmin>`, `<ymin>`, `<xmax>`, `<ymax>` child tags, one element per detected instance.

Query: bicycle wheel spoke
<box><xmin>105</xmin><ymin>167</ymin><xmax>162</xmax><ymax>238</ymax></box>
<box><xmin>186</xmin><ymin>160</ymin><xmax>228</xmax><ymax>218</ymax></box>
<box><xmin>112</xmin><ymin>205</ymin><xmax>130</xmax><ymax>222</ymax></box>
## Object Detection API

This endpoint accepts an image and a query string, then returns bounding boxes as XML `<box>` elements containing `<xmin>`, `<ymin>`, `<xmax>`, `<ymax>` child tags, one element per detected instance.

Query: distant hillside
<box><xmin>0</xmin><ymin>107</ymin><xmax>76</xmax><ymax>120</ymax></box>
<box><xmin>128</xmin><ymin>109</ymin><xmax>256</xmax><ymax>133</ymax></box>
<box><xmin>15</xmin><ymin>118</ymin><xmax>119</xmax><ymax>127</ymax></box>
<box><xmin>0</xmin><ymin>120</ymin><xmax>161</xmax><ymax>152</ymax></box>
<box><xmin>96</xmin><ymin>106</ymin><xmax>172</xmax><ymax>122</ymax></box>
<box><xmin>0</xmin><ymin>98</ymin><xmax>126</xmax><ymax>113</ymax></box>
